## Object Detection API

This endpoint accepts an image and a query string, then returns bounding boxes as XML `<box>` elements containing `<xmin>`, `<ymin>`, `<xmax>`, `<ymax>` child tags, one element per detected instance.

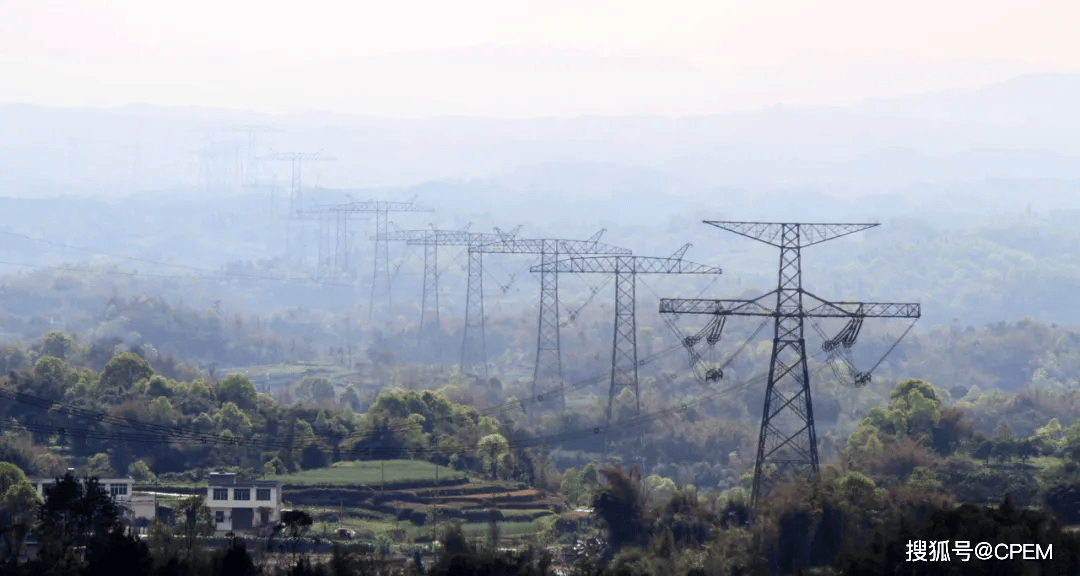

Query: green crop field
<box><xmin>267</xmin><ymin>459</ymin><xmax>467</xmax><ymax>487</ymax></box>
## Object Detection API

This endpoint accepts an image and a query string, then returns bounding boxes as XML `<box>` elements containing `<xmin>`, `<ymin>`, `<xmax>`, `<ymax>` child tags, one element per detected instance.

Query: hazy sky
<box><xmin>3</xmin><ymin>0</ymin><xmax>1079</xmax><ymax>117</ymax></box>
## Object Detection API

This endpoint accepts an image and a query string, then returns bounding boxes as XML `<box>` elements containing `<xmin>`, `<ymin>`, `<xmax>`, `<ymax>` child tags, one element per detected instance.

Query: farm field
<box><xmin>266</xmin><ymin>459</ymin><xmax>466</xmax><ymax>487</ymax></box>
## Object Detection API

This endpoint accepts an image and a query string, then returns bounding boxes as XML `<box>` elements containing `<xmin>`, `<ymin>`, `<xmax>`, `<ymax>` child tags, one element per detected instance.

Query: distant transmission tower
<box><xmin>479</xmin><ymin>230</ymin><xmax>631</xmax><ymax>410</ymax></box>
<box><xmin>303</xmin><ymin>195</ymin><xmax>434</xmax><ymax>322</ymax></box>
<box><xmin>532</xmin><ymin>244</ymin><xmax>720</xmax><ymax>421</ymax></box>
<box><xmin>384</xmin><ymin>223</ymin><xmax>521</xmax><ymax>333</ymax></box>
<box><xmin>405</xmin><ymin>226</ymin><xmax>524</xmax><ymax>374</ymax></box>
<box><xmin>228</xmin><ymin>125</ymin><xmax>281</xmax><ymax>188</ymax></box>
<box><xmin>659</xmin><ymin>222</ymin><xmax>920</xmax><ymax>505</ymax></box>
<box><xmin>259</xmin><ymin>151</ymin><xmax>336</xmax><ymax>264</ymax></box>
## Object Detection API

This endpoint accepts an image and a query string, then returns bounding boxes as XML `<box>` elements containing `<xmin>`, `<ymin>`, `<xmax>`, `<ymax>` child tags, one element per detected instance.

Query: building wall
<box><xmin>206</xmin><ymin>482</ymin><xmax>282</xmax><ymax>534</ymax></box>
<box><xmin>28</xmin><ymin>476</ymin><xmax>157</xmax><ymax>533</ymax></box>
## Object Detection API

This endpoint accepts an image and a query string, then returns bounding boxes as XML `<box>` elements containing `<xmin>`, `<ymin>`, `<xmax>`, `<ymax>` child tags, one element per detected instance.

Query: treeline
<box><xmin>0</xmin><ymin>332</ymin><xmax>557</xmax><ymax>485</ymax></box>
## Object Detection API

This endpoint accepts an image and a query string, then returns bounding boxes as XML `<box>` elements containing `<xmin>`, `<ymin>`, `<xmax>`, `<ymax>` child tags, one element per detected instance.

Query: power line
<box><xmin>659</xmin><ymin>221</ymin><xmax>921</xmax><ymax>506</ymax></box>
<box><xmin>0</xmin><ymin>344</ymin><xmax>847</xmax><ymax>460</ymax></box>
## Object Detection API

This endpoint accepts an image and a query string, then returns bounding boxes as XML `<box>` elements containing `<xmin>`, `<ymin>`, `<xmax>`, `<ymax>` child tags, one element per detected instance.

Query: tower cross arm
<box><xmin>405</xmin><ymin>229</ymin><xmax>519</xmax><ymax>247</ymax></box>
<box><xmin>475</xmin><ymin>239</ymin><xmax>631</xmax><ymax>255</ymax></box>
<box><xmin>379</xmin><ymin>229</ymin><xmax>436</xmax><ymax>241</ymax></box>
<box><xmin>258</xmin><ymin>151</ymin><xmax>337</xmax><ymax>162</ymax></box>
<box><xmin>531</xmin><ymin>255</ymin><xmax>720</xmax><ymax>275</ymax></box>
<box><xmin>801</xmin><ymin>291</ymin><xmax>921</xmax><ymax>318</ymax></box>
<box><xmin>659</xmin><ymin>291</ymin><xmax>777</xmax><ymax>316</ymax></box>
<box><xmin>333</xmin><ymin>200</ymin><xmax>434</xmax><ymax>213</ymax></box>
<box><xmin>704</xmin><ymin>221</ymin><xmax>879</xmax><ymax>248</ymax></box>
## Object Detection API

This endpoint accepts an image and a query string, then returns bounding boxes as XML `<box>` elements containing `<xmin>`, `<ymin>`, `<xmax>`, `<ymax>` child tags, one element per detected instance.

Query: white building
<box><xmin>205</xmin><ymin>472</ymin><xmax>282</xmax><ymax>534</ymax></box>
<box><xmin>28</xmin><ymin>473</ymin><xmax>158</xmax><ymax>532</ymax></box>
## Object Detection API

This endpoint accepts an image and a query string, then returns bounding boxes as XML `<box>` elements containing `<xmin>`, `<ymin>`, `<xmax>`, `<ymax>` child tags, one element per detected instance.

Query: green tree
<box><xmin>592</xmin><ymin>466</ymin><xmax>648</xmax><ymax>551</ymax></box>
<box><xmin>644</xmin><ymin>474</ymin><xmax>678</xmax><ymax>508</ymax></box>
<box><xmin>37</xmin><ymin>474</ymin><xmax>120</xmax><ymax>565</ymax></box>
<box><xmin>311</xmin><ymin>378</ymin><xmax>336</xmax><ymax>403</ymax></box>
<box><xmin>192</xmin><ymin>412</ymin><xmax>214</xmax><ymax>433</ymax></box>
<box><xmin>32</xmin><ymin>355</ymin><xmax>79</xmax><ymax>401</ymax></box>
<box><xmin>147</xmin><ymin>375</ymin><xmax>173</xmax><ymax>398</ymax></box>
<box><xmin>835</xmin><ymin>470</ymin><xmax>881</xmax><ymax>507</ymax></box>
<box><xmin>888</xmin><ymin>378</ymin><xmax>943</xmax><ymax>438</ymax></box>
<box><xmin>5</xmin><ymin>342</ymin><xmax>31</xmax><ymax>372</ymax></box>
<box><xmin>128</xmin><ymin>460</ymin><xmax>155</xmax><ymax>483</ymax></box>
<box><xmin>150</xmin><ymin>396</ymin><xmax>176</xmax><ymax>426</ymax></box>
<box><xmin>341</xmin><ymin>386</ymin><xmax>362</xmax><ymax>410</ymax></box>
<box><xmin>300</xmin><ymin>442</ymin><xmax>329</xmax><ymax>470</ymax></box>
<box><xmin>559</xmin><ymin>467</ymin><xmax>586</xmax><ymax>507</ymax></box>
<box><xmin>98</xmin><ymin>352</ymin><xmax>154</xmax><ymax>396</ymax></box>
<box><xmin>82</xmin><ymin>524</ymin><xmax>154</xmax><ymax>576</ymax></box>
<box><xmin>169</xmin><ymin>494</ymin><xmax>215</xmax><ymax>563</ymax></box>
<box><xmin>215</xmin><ymin>401</ymin><xmax>252</xmax><ymax>436</ymax></box>
<box><xmin>218</xmin><ymin>374</ymin><xmax>256</xmax><ymax>410</ymax></box>
<box><xmin>478</xmin><ymin>433</ymin><xmax>510</xmax><ymax>479</ymax></box>
<box><xmin>0</xmin><ymin>461</ymin><xmax>41</xmax><ymax>561</ymax></box>
<box><xmin>907</xmin><ymin>466</ymin><xmax>943</xmax><ymax>493</ymax></box>
<box><xmin>41</xmin><ymin>330</ymin><xmax>76</xmax><ymax>360</ymax></box>
<box><xmin>84</xmin><ymin>453</ymin><xmax>116</xmax><ymax>477</ymax></box>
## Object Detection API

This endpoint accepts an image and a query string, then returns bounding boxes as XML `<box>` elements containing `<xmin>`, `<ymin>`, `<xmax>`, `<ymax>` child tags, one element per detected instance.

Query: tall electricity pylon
<box><xmin>531</xmin><ymin>244</ymin><xmax>721</xmax><ymax>422</ymax></box>
<box><xmin>405</xmin><ymin>226</ymin><xmax>524</xmax><ymax>374</ymax></box>
<box><xmin>658</xmin><ymin>222</ymin><xmax>920</xmax><ymax>505</ymax></box>
<box><xmin>297</xmin><ymin>202</ymin><xmax>347</xmax><ymax>279</ymax></box>
<box><xmin>195</xmin><ymin>137</ymin><xmax>243</xmax><ymax>192</ymax></box>
<box><xmin>259</xmin><ymin>151</ymin><xmax>336</xmax><ymax>216</ymax></box>
<box><xmin>259</xmin><ymin>151</ymin><xmax>336</xmax><ymax>265</ymax></box>
<box><xmin>311</xmin><ymin>196</ymin><xmax>434</xmax><ymax>323</ymax></box>
<box><xmin>385</xmin><ymin>223</ymin><xmax>527</xmax><ymax>333</ymax></box>
<box><xmin>479</xmin><ymin>230</ymin><xmax>631</xmax><ymax>410</ymax></box>
<box><xmin>228</xmin><ymin>125</ymin><xmax>281</xmax><ymax>188</ymax></box>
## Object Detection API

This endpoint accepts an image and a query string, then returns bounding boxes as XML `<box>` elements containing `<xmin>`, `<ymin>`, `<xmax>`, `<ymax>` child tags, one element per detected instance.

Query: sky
<box><xmin>2</xmin><ymin>0</ymin><xmax>1079</xmax><ymax>117</ymax></box>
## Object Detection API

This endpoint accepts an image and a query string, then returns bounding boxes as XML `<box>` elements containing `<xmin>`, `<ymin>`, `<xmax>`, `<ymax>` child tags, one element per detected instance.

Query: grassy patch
<box><xmin>268</xmin><ymin>459</ymin><xmax>466</xmax><ymax>487</ymax></box>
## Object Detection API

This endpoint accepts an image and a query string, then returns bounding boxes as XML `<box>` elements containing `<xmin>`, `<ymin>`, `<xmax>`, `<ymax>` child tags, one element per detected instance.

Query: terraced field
<box><xmin>278</xmin><ymin>462</ymin><xmax>568</xmax><ymax>545</ymax></box>
<box><xmin>266</xmin><ymin>459</ymin><xmax>466</xmax><ymax>487</ymax></box>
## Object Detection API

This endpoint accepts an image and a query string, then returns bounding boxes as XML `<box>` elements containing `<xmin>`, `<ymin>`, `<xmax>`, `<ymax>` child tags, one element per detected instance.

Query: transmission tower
<box><xmin>194</xmin><ymin>137</ymin><xmax>243</xmax><ymax>192</ymax></box>
<box><xmin>227</xmin><ymin>125</ymin><xmax>281</xmax><ymax>188</ymax></box>
<box><xmin>297</xmin><ymin>202</ymin><xmax>350</xmax><ymax>279</ymax></box>
<box><xmin>478</xmin><ymin>230</ymin><xmax>631</xmax><ymax>410</ymax></box>
<box><xmin>405</xmin><ymin>226</ymin><xmax>524</xmax><ymax>373</ymax></box>
<box><xmin>658</xmin><ymin>222</ymin><xmax>920</xmax><ymax>505</ymax></box>
<box><xmin>259</xmin><ymin>151</ymin><xmax>336</xmax><ymax>264</ymax></box>
<box><xmin>259</xmin><ymin>151</ymin><xmax>336</xmax><ymax>215</ymax></box>
<box><xmin>384</xmin><ymin>223</ymin><xmax>520</xmax><ymax>333</ymax></box>
<box><xmin>310</xmin><ymin>195</ymin><xmax>434</xmax><ymax>322</ymax></box>
<box><xmin>532</xmin><ymin>244</ymin><xmax>720</xmax><ymax>422</ymax></box>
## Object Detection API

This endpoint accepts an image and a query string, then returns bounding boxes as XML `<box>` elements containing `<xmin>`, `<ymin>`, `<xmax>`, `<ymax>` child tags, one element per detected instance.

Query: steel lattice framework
<box><xmin>383</xmin><ymin>224</ymin><xmax>524</xmax><ymax>333</ymax></box>
<box><xmin>310</xmin><ymin>196</ymin><xmax>434</xmax><ymax>322</ymax></box>
<box><xmin>658</xmin><ymin>222</ymin><xmax>920</xmax><ymax>505</ymax></box>
<box><xmin>531</xmin><ymin>244</ymin><xmax>721</xmax><ymax>421</ymax></box>
<box><xmin>405</xmin><ymin>227</ymin><xmax>524</xmax><ymax>376</ymax></box>
<box><xmin>228</xmin><ymin>125</ymin><xmax>281</xmax><ymax>189</ymax></box>
<box><xmin>296</xmin><ymin>203</ymin><xmax>358</xmax><ymax>280</ymax></box>
<box><xmin>478</xmin><ymin>230</ymin><xmax>631</xmax><ymax>410</ymax></box>
<box><xmin>259</xmin><ymin>151</ymin><xmax>336</xmax><ymax>216</ymax></box>
<box><xmin>259</xmin><ymin>151</ymin><xmax>336</xmax><ymax>265</ymax></box>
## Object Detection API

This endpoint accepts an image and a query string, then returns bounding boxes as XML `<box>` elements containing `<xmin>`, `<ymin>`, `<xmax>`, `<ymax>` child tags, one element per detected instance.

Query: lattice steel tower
<box><xmin>659</xmin><ymin>222</ymin><xmax>920</xmax><ymax>505</ymax></box>
<box><xmin>259</xmin><ymin>151</ymin><xmax>336</xmax><ymax>264</ymax></box>
<box><xmin>309</xmin><ymin>195</ymin><xmax>434</xmax><ymax>322</ymax></box>
<box><xmin>479</xmin><ymin>230</ymin><xmax>631</xmax><ymax>410</ymax></box>
<box><xmin>405</xmin><ymin>227</ymin><xmax>523</xmax><ymax>375</ymax></box>
<box><xmin>532</xmin><ymin>244</ymin><xmax>721</xmax><ymax>421</ymax></box>
<box><xmin>228</xmin><ymin>125</ymin><xmax>281</xmax><ymax>188</ymax></box>
<box><xmin>385</xmin><ymin>224</ymin><xmax>524</xmax><ymax>333</ymax></box>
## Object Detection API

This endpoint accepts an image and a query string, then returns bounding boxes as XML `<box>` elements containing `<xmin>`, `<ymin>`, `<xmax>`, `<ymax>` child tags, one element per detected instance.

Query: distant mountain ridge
<box><xmin>1</xmin><ymin>72</ymin><xmax>1079</xmax><ymax>198</ymax></box>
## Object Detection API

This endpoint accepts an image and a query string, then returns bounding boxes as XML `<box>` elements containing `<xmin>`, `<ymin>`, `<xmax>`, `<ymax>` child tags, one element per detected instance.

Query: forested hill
<box><xmin>0</xmin><ymin>177</ymin><xmax>1077</xmax><ymax>332</ymax></box>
